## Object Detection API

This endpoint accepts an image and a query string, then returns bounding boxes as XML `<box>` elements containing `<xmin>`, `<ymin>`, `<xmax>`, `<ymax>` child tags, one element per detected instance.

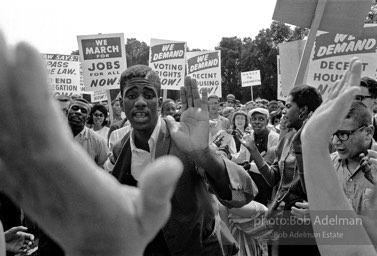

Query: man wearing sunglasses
<box><xmin>224</xmin><ymin>94</ymin><xmax>236</xmax><ymax>108</ymax></box>
<box><xmin>67</xmin><ymin>98</ymin><xmax>109</xmax><ymax>168</ymax></box>
<box><xmin>331</xmin><ymin>102</ymin><xmax>377</xmax><ymax>214</ymax></box>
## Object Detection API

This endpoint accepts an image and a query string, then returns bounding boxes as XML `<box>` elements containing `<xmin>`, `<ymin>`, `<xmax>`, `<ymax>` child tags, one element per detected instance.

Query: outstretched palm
<box><xmin>0</xmin><ymin>33</ymin><xmax>183</xmax><ymax>256</ymax></box>
<box><xmin>166</xmin><ymin>77</ymin><xmax>210</xmax><ymax>154</ymax></box>
<box><xmin>301</xmin><ymin>58</ymin><xmax>377</xmax><ymax>255</ymax></box>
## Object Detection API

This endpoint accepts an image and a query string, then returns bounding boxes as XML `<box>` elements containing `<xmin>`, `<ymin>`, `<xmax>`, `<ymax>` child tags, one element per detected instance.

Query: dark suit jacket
<box><xmin>112</xmin><ymin>119</ymin><xmax>256</xmax><ymax>256</ymax></box>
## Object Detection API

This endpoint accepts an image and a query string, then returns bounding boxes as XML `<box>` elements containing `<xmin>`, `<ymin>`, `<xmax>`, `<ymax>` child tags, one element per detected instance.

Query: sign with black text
<box><xmin>306</xmin><ymin>26</ymin><xmax>377</xmax><ymax>99</ymax></box>
<box><xmin>241</xmin><ymin>70</ymin><xmax>261</xmax><ymax>87</ymax></box>
<box><xmin>77</xmin><ymin>33</ymin><xmax>127</xmax><ymax>92</ymax></box>
<box><xmin>42</xmin><ymin>53</ymin><xmax>81</xmax><ymax>97</ymax></box>
<box><xmin>149</xmin><ymin>38</ymin><xmax>186</xmax><ymax>90</ymax></box>
<box><xmin>186</xmin><ymin>50</ymin><xmax>221</xmax><ymax>97</ymax></box>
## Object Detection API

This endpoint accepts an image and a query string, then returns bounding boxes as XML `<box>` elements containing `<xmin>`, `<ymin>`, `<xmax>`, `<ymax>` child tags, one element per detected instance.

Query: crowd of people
<box><xmin>0</xmin><ymin>31</ymin><xmax>377</xmax><ymax>256</ymax></box>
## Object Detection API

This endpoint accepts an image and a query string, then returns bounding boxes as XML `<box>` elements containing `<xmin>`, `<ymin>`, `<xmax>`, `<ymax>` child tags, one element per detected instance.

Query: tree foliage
<box><xmin>217</xmin><ymin>21</ymin><xmax>308</xmax><ymax>103</ymax></box>
<box><xmin>366</xmin><ymin>0</ymin><xmax>377</xmax><ymax>23</ymax></box>
<box><xmin>125</xmin><ymin>38</ymin><xmax>149</xmax><ymax>67</ymax></box>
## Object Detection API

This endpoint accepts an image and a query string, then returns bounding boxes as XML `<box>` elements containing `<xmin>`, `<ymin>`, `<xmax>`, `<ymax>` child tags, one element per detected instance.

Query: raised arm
<box><xmin>165</xmin><ymin>77</ymin><xmax>256</xmax><ymax>205</ymax></box>
<box><xmin>0</xmin><ymin>33</ymin><xmax>183</xmax><ymax>256</ymax></box>
<box><xmin>234</xmin><ymin>129</ymin><xmax>281</xmax><ymax>187</ymax></box>
<box><xmin>301</xmin><ymin>58</ymin><xmax>376</xmax><ymax>256</ymax></box>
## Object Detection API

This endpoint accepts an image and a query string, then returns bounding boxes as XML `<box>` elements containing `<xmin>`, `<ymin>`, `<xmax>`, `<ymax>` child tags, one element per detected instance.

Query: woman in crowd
<box><xmin>227</xmin><ymin>108</ymin><xmax>279</xmax><ymax>256</ymax></box>
<box><xmin>235</xmin><ymin>85</ymin><xmax>323</xmax><ymax>255</ymax></box>
<box><xmin>232</xmin><ymin>108</ymin><xmax>279</xmax><ymax>172</ymax></box>
<box><xmin>160</xmin><ymin>98</ymin><xmax>177</xmax><ymax>118</ymax></box>
<box><xmin>88</xmin><ymin>104</ymin><xmax>110</xmax><ymax>139</ymax></box>
<box><xmin>230</xmin><ymin>111</ymin><xmax>250</xmax><ymax>152</ymax></box>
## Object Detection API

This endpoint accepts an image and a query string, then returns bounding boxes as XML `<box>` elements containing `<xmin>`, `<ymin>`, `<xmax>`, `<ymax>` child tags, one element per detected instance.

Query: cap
<box><xmin>226</xmin><ymin>94</ymin><xmax>236</xmax><ymax>101</ymax></box>
<box><xmin>208</xmin><ymin>94</ymin><xmax>220</xmax><ymax>101</ymax></box>
<box><xmin>248</xmin><ymin>107</ymin><xmax>269</xmax><ymax>119</ymax></box>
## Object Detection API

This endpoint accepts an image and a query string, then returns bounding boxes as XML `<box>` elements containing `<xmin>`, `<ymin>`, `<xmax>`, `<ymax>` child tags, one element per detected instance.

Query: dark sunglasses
<box><xmin>93</xmin><ymin>113</ymin><xmax>104</xmax><ymax>117</ymax></box>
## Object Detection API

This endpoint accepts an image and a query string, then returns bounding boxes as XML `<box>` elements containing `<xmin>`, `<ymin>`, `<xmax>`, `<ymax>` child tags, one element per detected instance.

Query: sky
<box><xmin>0</xmin><ymin>0</ymin><xmax>277</xmax><ymax>55</ymax></box>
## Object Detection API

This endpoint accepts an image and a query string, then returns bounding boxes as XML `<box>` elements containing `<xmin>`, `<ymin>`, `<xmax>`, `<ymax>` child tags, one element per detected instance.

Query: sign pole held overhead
<box><xmin>273</xmin><ymin>0</ymin><xmax>372</xmax><ymax>88</ymax></box>
<box><xmin>294</xmin><ymin>0</ymin><xmax>327</xmax><ymax>86</ymax></box>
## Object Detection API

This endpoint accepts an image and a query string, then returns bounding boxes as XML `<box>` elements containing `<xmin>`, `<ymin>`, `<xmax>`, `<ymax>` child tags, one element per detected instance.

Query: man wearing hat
<box><xmin>225</xmin><ymin>94</ymin><xmax>236</xmax><ymax>108</ymax></box>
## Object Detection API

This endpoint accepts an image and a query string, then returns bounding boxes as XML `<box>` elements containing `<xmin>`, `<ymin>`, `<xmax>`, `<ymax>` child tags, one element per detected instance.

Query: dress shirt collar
<box><xmin>130</xmin><ymin>117</ymin><xmax>162</xmax><ymax>157</ymax></box>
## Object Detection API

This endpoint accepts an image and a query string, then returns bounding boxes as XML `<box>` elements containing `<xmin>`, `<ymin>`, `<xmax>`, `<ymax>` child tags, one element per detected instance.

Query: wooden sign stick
<box><xmin>294</xmin><ymin>0</ymin><xmax>328</xmax><ymax>86</ymax></box>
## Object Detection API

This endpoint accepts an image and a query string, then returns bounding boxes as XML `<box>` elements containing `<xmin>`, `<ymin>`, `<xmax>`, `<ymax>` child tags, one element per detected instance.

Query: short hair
<box><xmin>268</xmin><ymin>100</ymin><xmax>278</xmax><ymax>106</ymax></box>
<box><xmin>68</xmin><ymin>98</ymin><xmax>92</xmax><ymax>116</ymax></box>
<box><xmin>289</xmin><ymin>85</ymin><xmax>322</xmax><ymax>113</ymax></box>
<box><xmin>161</xmin><ymin>98</ymin><xmax>176</xmax><ymax>110</ymax></box>
<box><xmin>360</xmin><ymin>76</ymin><xmax>377</xmax><ymax>98</ymax></box>
<box><xmin>208</xmin><ymin>94</ymin><xmax>219</xmax><ymax>102</ymax></box>
<box><xmin>119</xmin><ymin>65</ymin><xmax>161</xmax><ymax>97</ymax></box>
<box><xmin>70</xmin><ymin>94</ymin><xmax>82</xmax><ymax>100</ymax></box>
<box><xmin>111</xmin><ymin>98</ymin><xmax>122</xmax><ymax>106</ymax></box>
<box><xmin>87</xmin><ymin>104</ymin><xmax>109</xmax><ymax>126</ymax></box>
<box><xmin>69</xmin><ymin>98</ymin><xmax>91</xmax><ymax>111</ymax></box>
<box><xmin>346</xmin><ymin>102</ymin><xmax>372</xmax><ymax>127</ymax></box>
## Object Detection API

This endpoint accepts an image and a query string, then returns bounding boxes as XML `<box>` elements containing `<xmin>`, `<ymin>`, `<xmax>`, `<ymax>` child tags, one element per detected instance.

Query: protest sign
<box><xmin>186</xmin><ymin>50</ymin><xmax>221</xmax><ymax>97</ymax></box>
<box><xmin>273</xmin><ymin>0</ymin><xmax>371</xmax><ymax>36</ymax></box>
<box><xmin>241</xmin><ymin>70</ymin><xmax>261</xmax><ymax>87</ymax></box>
<box><xmin>306</xmin><ymin>26</ymin><xmax>377</xmax><ymax>100</ymax></box>
<box><xmin>278</xmin><ymin>39</ymin><xmax>306</xmax><ymax>100</ymax></box>
<box><xmin>149</xmin><ymin>38</ymin><xmax>186</xmax><ymax>90</ymax></box>
<box><xmin>77</xmin><ymin>33</ymin><xmax>127</xmax><ymax>92</ymax></box>
<box><xmin>91</xmin><ymin>90</ymin><xmax>108</xmax><ymax>103</ymax></box>
<box><xmin>42</xmin><ymin>54</ymin><xmax>81</xmax><ymax>97</ymax></box>
<box><xmin>273</xmin><ymin>0</ymin><xmax>371</xmax><ymax>86</ymax></box>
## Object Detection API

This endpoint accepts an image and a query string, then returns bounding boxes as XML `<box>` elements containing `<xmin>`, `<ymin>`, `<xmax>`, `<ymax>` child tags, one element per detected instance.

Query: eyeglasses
<box><xmin>354</xmin><ymin>95</ymin><xmax>377</xmax><ymax>102</ymax></box>
<box><xmin>70</xmin><ymin>105</ymin><xmax>88</xmax><ymax>114</ymax></box>
<box><xmin>93</xmin><ymin>113</ymin><xmax>104</xmax><ymax>117</ymax></box>
<box><xmin>332</xmin><ymin>126</ymin><xmax>367</xmax><ymax>142</ymax></box>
